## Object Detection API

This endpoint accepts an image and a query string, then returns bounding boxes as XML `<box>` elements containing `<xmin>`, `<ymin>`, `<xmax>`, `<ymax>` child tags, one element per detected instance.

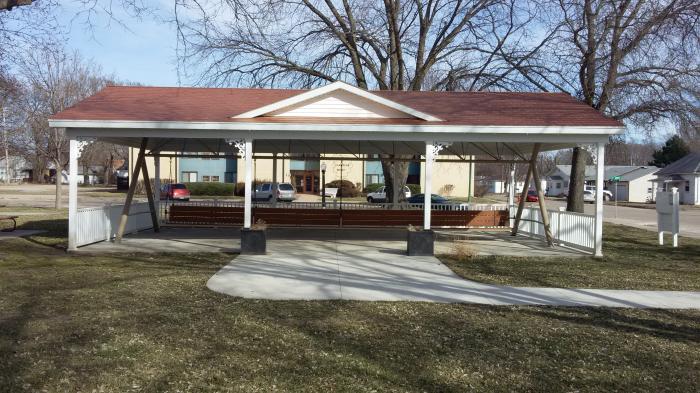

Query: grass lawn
<box><xmin>1</xmin><ymin>209</ymin><xmax>699</xmax><ymax>391</ymax></box>
<box><xmin>440</xmin><ymin>224</ymin><xmax>700</xmax><ymax>291</ymax></box>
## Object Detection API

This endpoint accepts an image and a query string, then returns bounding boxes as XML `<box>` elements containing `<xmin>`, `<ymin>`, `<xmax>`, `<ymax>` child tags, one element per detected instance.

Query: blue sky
<box><xmin>57</xmin><ymin>2</ymin><xmax>181</xmax><ymax>86</ymax></box>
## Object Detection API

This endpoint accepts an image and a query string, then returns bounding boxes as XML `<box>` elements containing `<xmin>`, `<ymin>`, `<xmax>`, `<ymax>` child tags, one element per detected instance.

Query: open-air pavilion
<box><xmin>49</xmin><ymin>81</ymin><xmax>624</xmax><ymax>257</ymax></box>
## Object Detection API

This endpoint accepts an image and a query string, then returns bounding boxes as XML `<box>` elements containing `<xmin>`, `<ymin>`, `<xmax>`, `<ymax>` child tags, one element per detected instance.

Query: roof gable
<box><xmin>655</xmin><ymin>153</ymin><xmax>700</xmax><ymax>175</ymax></box>
<box><xmin>233</xmin><ymin>81</ymin><xmax>442</xmax><ymax>121</ymax></box>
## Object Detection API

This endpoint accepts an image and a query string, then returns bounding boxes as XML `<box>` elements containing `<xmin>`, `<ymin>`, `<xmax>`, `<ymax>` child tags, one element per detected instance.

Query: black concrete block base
<box><xmin>407</xmin><ymin>230</ymin><xmax>435</xmax><ymax>256</ymax></box>
<box><xmin>241</xmin><ymin>229</ymin><xmax>266</xmax><ymax>255</ymax></box>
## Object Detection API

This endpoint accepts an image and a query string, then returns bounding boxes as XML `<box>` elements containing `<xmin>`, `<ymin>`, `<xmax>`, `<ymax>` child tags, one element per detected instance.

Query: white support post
<box><xmin>244</xmin><ymin>139</ymin><xmax>253</xmax><ymax>228</ymax></box>
<box><xmin>68</xmin><ymin>138</ymin><xmax>79</xmax><ymax>251</ymax></box>
<box><xmin>594</xmin><ymin>141</ymin><xmax>605</xmax><ymax>257</ymax></box>
<box><xmin>154</xmin><ymin>155</ymin><xmax>161</xmax><ymax>220</ymax></box>
<box><xmin>272</xmin><ymin>153</ymin><xmax>278</xmax><ymax>207</ymax></box>
<box><xmin>424</xmin><ymin>141</ymin><xmax>434</xmax><ymax>230</ymax></box>
<box><xmin>508</xmin><ymin>163</ymin><xmax>515</xmax><ymax>228</ymax></box>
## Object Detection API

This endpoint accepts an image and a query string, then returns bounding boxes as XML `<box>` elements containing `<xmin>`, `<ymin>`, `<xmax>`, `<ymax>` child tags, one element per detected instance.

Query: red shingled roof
<box><xmin>51</xmin><ymin>85</ymin><xmax>622</xmax><ymax>127</ymax></box>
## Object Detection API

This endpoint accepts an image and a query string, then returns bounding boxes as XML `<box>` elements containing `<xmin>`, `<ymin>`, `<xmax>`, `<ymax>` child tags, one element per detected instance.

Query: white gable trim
<box><xmin>232</xmin><ymin>81</ymin><xmax>442</xmax><ymax>121</ymax></box>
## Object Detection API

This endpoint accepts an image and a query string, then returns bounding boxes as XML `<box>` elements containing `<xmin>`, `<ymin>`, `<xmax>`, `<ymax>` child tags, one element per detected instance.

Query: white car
<box><xmin>253</xmin><ymin>182</ymin><xmax>296</xmax><ymax>202</ymax></box>
<box><xmin>583</xmin><ymin>190</ymin><xmax>596</xmax><ymax>203</ymax></box>
<box><xmin>584</xmin><ymin>185</ymin><xmax>613</xmax><ymax>201</ymax></box>
<box><xmin>366</xmin><ymin>185</ymin><xmax>411</xmax><ymax>203</ymax></box>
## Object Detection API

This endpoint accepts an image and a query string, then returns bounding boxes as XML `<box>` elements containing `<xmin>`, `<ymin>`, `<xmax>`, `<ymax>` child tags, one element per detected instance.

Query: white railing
<box><xmin>75</xmin><ymin>203</ymin><xmax>153</xmax><ymax>247</ymax></box>
<box><xmin>512</xmin><ymin>207</ymin><xmax>595</xmax><ymax>252</ymax></box>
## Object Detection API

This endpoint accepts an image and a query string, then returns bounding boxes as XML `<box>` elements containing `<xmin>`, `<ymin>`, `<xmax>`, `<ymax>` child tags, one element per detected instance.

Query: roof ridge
<box><xmin>102</xmin><ymin>84</ymin><xmax>573</xmax><ymax>96</ymax></box>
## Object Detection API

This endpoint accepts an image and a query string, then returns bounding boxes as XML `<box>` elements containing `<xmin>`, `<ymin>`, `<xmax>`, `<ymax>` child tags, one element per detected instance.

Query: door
<box><xmin>614</xmin><ymin>183</ymin><xmax>629</xmax><ymax>201</ymax></box>
<box><xmin>292</xmin><ymin>171</ymin><xmax>319</xmax><ymax>194</ymax></box>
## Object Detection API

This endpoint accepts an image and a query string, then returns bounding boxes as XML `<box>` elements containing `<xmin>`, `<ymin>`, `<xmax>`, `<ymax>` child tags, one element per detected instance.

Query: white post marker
<box><xmin>594</xmin><ymin>142</ymin><xmax>605</xmax><ymax>257</ymax></box>
<box><xmin>68</xmin><ymin>138</ymin><xmax>79</xmax><ymax>251</ymax></box>
<box><xmin>508</xmin><ymin>163</ymin><xmax>516</xmax><ymax>228</ymax></box>
<box><xmin>244</xmin><ymin>139</ymin><xmax>253</xmax><ymax>228</ymax></box>
<box><xmin>656</xmin><ymin>187</ymin><xmax>679</xmax><ymax>247</ymax></box>
<box><xmin>424</xmin><ymin>141</ymin><xmax>434</xmax><ymax>230</ymax></box>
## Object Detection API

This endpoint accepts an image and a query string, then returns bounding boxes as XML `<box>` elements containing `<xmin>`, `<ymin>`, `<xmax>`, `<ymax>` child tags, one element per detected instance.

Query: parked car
<box><xmin>518</xmin><ymin>189</ymin><xmax>539</xmax><ymax>202</ymax></box>
<box><xmin>366</xmin><ymin>185</ymin><xmax>412</xmax><ymax>203</ymax></box>
<box><xmin>585</xmin><ymin>185</ymin><xmax>613</xmax><ymax>201</ymax></box>
<box><xmin>407</xmin><ymin>193</ymin><xmax>450</xmax><ymax>204</ymax></box>
<box><xmin>253</xmin><ymin>182</ymin><xmax>296</xmax><ymax>202</ymax></box>
<box><xmin>563</xmin><ymin>185</ymin><xmax>613</xmax><ymax>201</ymax></box>
<box><xmin>161</xmin><ymin>183</ymin><xmax>190</xmax><ymax>201</ymax></box>
<box><xmin>583</xmin><ymin>190</ymin><xmax>596</xmax><ymax>203</ymax></box>
<box><xmin>115</xmin><ymin>169</ymin><xmax>129</xmax><ymax>190</ymax></box>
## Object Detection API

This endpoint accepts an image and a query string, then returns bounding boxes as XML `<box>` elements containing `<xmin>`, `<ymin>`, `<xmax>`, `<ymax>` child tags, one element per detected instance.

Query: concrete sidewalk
<box><xmin>207</xmin><ymin>230</ymin><xmax>700</xmax><ymax>309</ymax></box>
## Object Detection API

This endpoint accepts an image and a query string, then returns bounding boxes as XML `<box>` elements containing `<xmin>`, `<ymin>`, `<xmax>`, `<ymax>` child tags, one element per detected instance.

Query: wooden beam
<box><xmin>140</xmin><ymin>153</ymin><xmax>160</xmax><ymax>233</ymax></box>
<box><xmin>511</xmin><ymin>158</ymin><xmax>536</xmax><ymax>236</ymax></box>
<box><xmin>530</xmin><ymin>147</ymin><xmax>553</xmax><ymax>246</ymax></box>
<box><xmin>116</xmin><ymin>138</ymin><xmax>148</xmax><ymax>242</ymax></box>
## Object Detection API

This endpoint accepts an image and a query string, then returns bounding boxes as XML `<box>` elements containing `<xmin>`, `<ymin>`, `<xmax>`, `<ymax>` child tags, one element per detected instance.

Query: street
<box><xmin>543</xmin><ymin>199</ymin><xmax>700</xmax><ymax>239</ymax></box>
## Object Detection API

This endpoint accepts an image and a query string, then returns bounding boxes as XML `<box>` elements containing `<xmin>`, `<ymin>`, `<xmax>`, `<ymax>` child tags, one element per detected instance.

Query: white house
<box><xmin>546</xmin><ymin>165</ymin><xmax>659</xmax><ymax>202</ymax></box>
<box><xmin>653</xmin><ymin>152</ymin><xmax>700</xmax><ymax>205</ymax></box>
<box><xmin>0</xmin><ymin>155</ymin><xmax>32</xmax><ymax>183</ymax></box>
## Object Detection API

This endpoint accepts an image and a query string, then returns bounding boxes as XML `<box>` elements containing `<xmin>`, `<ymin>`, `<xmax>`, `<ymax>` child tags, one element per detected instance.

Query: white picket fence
<box><xmin>75</xmin><ymin>203</ymin><xmax>153</xmax><ymax>247</ymax></box>
<box><xmin>512</xmin><ymin>207</ymin><xmax>595</xmax><ymax>252</ymax></box>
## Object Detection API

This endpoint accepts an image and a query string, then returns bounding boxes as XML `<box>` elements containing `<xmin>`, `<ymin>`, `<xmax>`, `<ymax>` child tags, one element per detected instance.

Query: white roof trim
<box><xmin>50</xmin><ymin>118</ymin><xmax>623</xmax><ymax>136</ymax></box>
<box><xmin>232</xmin><ymin>81</ymin><xmax>443</xmax><ymax>121</ymax></box>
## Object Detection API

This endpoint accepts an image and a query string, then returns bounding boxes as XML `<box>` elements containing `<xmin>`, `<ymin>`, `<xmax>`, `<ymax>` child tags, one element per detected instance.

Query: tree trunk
<box><xmin>54</xmin><ymin>160</ymin><xmax>62</xmax><ymax>209</ymax></box>
<box><xmin>566</xmin><ymin>147</ymin><xmax>587</xmax><ymax>213</ymax></box>
<box><xmin>381</xmin><ymin>157</ymin><xmax>410</xmax><ymax>209</ymax></box>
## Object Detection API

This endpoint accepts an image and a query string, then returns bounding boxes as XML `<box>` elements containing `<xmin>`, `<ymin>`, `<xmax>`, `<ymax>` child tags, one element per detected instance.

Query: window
<box><xmin>262</xmin><ymin>184</ymin><xmax>271</xmax><ymax>191</ymax></box>
<box><xmin>211</xmin><ymin>176</ymin><xmax>220</xmax><ymax>182</ymax></box>
<box><xmin>278</xmin><ymin>183</ymin><xmax>294</xmax><ymax>191</ymax></box>
<box><xmin>202</xmin><ymin>176</ymin><xmax>211</xmax><ymax>182</ymax></box>
<box><xmin>182</xmin><ymin>171</ymin><xmax>197</xmax><ymax>182</ymax></box>
<box><xmin>366</xmin><ymin>174</ymin><xmax>381</xmax><ymax>185</ymax></box>
<box><xmin>564</xmin><ymin>182</ymin><xmax>569</xmax><ymax>188</ymax></box>
<box><xmin>556</xmin><ymin>182</ymin><xmax>562</xmax><ymax>188</ymax></box>
<box><xmin>686</xmin><ymin>181</ymin><xmax>690</xmax><ymax>192</ymax></box>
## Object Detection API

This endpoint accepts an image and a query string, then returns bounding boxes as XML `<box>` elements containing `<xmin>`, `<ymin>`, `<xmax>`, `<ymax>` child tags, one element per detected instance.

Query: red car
<box><xmin>518</xmin><ymin>189</ymin><xmax>539</xmax><ymax>202</ymax></box>
<box><xmin>160</xmin><ymin>183</ymin><xmax>190</xmax><ymax>201</ymax></box>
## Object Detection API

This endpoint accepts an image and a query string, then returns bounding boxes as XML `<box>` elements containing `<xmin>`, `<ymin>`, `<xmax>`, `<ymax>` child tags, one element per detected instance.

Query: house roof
<box><xmin>655</xmin><ymin>153</ymin><xmax>700</xmax><ymax>176</ymax></box>
<box><xmin>551</xmin><ymin>165</ymin><xmax>659</xmax><ymax>181</ymax></box>
<box><xmin>50</xmin><ymin>85</ymin><xmax>622</xmax><ymax>127</ymax></box>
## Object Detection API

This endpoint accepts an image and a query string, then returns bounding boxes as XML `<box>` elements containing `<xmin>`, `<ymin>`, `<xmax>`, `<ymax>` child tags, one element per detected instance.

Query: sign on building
<box><xmin>656</xmin><ymin>187</ymin><xmax>679</xmax><ymax>247</ymax></box>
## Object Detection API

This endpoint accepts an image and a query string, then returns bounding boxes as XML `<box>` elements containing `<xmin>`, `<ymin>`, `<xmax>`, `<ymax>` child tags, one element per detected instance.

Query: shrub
<box><xmin>184</xmin><ymin>182</ymin><xmax>234</xmax><ymax>196</ymax></box>
<box><xmin>325</xmin><ymin>179</ymin><xmax>360</xmax><ymax>197</ymax></box>
<box><xmin>364</xmin><ymin>183</ymin><xmax>385</xmax><ymax>193</ymax></box>
<box><xmin>474</xmin><ymin>183</ymin><xmax>489</xmax><ymax>197</ymax></box>
<box><xmin>233</xmin><ymin>179</ymin><xmax>273</xmax><ymax>196</ymax></box>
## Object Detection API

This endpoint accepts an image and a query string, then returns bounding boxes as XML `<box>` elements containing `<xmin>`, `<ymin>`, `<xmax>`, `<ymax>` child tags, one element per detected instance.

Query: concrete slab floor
<box><xmin>76</xmin><ymin>226</ymin><xmax>583</xmax><ymax>257</ymax></box>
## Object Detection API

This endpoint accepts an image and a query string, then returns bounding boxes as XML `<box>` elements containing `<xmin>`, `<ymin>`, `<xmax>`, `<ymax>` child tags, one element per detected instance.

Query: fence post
<box><xmin>104</xmin><ymin>203</ymin><xmax>112</xmax><ymax>241</ymax></box>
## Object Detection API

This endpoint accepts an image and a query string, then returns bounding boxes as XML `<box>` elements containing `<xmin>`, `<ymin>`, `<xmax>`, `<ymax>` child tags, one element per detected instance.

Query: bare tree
<box><xmin>80</xmin><ymin>141</ymin><xmax>128</xmax><ymax>185</ymax></box>
<box><xmin>174</xmin><ymin>0</ymin><xmax>545</xmax><ymax>205</ymax></box>
<box><xmin>505</xmin><ymin>0</ymin><xmax>700</xmax><ymax>212</ymax></box>
<box><xmin>16</xmin><ymin>47</ymin><xmax>109</xmax><ymax>208</ymax></box>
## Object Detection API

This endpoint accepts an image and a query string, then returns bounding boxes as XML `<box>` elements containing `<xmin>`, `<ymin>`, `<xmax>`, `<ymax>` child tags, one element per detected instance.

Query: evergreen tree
<box><xmin>650</xmin><ymin>136</ymin><xmax>690</xmax><ymax>167</ymax></box>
